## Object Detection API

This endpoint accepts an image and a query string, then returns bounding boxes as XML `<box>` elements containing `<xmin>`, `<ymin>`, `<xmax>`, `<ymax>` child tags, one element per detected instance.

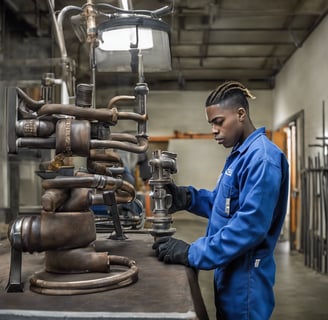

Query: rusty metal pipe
<box><xmin>42</xmin><ymin>175</ymin><xmax>123</xmax><ymax>191</ymax></box>
<box><xmin>73</xmin><ymin>172</ymin><xmax>136</xmax><ymax>203</ymax></box>
<box><xmin>45</xmin><ymin>246</ymin><xmax>110</xmax><ymax>274</ymax></box>
<box><xmin>60</xmin><ymin>188</ymin><xmax>93</xmax><ymax>212</ymax></box>
<box><xmin>110</xmin><ymin>133</ymin><xmax>138</xmax><ymax>143</ymax></box>
<box><xmin>30</xmin><ymin>255</ymin><xmax>138</xmax><ymax>292</ymax></box>
<box><xmin>107</xmin><ymin>95</ymin><xmax>135</xmax><ymax>109</ymax></box>
<box><xmin>89</xmin><ymin>149</ymin><xmax>121</xmax><ymax>162</ymax></box>
<box><xmin>90</xmin><ymin>135</ymin><xmax>148</xmax><ymax>154</ymax></box>
<box><xmin>8</xmin><ymin>211</ymin><xmax>96</xmax><ymax>253</ymax></box>
<box><xmin>86</xmin><ymin>161</ymin><xmax>119</xmax><ymax>176</ymax></box>
<box><xmin>37</xmin><ymin>104</ymin><xmax>147</xmax><ymax>124</ymax></box>
<box><xmin>38</xmin><ymin>104</ymin><xmax>119</xmax><ymax>124</ymax></box>
<box><xmin>91</xmin><ymin>187</ymin><xmax>135</xmax><ymax>204</ymax></box>
<box><xmin>16</xmin><ymin>120</ymin><xmax>55</xmax><ymax>137</ymax></box>
<box><xmin>17</xmin><ymin>137</ymin><xmax>56</xmax><ymax>149</ymax></box>
<box><xmin>17</xmin><ymin>136</ymin><xmax>148</xmax><ymax>155</ymax></box>
<box><xmin>116</xmin><ymin>111</ymin><xmax>147</xmax><ymax>122</ymax></box>
<box><xmin>41</xmin><ymin>188</ymin><xmax>69</xmax><ymax>212</ymax></box>
<box><xmin>16</xmin><ymin>87</ymin><xmax>44</xmax><ymax>111</ymax></box>
<box><xmin>83</xmin><ymin>170</ymin><xmax>136</xmax><ymax>203</ymax></box>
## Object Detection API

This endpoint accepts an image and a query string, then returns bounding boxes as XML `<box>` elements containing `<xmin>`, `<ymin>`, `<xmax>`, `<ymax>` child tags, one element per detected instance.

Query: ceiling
<box><xmin>3</xmin><ymin>0</ymin><xmax>328</xmax><ymax>91</ymax></box>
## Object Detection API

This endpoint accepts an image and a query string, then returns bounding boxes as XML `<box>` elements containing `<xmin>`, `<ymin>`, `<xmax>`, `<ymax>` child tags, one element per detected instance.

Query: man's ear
<box><xmin>237</xmin><ymin>107</ymin><xmax>247</xmax><ymax>121</ymax></box>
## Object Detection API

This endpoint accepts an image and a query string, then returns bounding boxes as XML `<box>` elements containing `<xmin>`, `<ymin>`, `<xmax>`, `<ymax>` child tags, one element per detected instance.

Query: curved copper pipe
<box><xmin>76</xmin><ymin>171</ymin><xmax>136</xmax><ymax>204</ymax></box>
<box><xmin>16</xmin><ymin>87</ymin><xmax>44</xmax><ymax>111</ymax></box>
<box><xmin>91</xmin><ymin>135</ymin><xmax>148</xmax><ymax>154</ymax></box>
<box><xmin>110</xmin><ymin>133</ymin><xmax>138</xmax><ymax>143</ymax></box>
<box><xmin>37</xmin><ymin>104</ymin><xmax>147</xmax><ymax>124</ymax></box>
<box><xmin>73</xmin><ymin>172</ymin><xmax>136</xmax><ymax>203</ymax></box>
<box><xmin>42</xmin><ymin>175</ymin><xmax>123</xmax><ymax>191</ymax></box>
<box><xmin>30</xmin><ymin>255</ymin><xmax>138</xmax><ymax>295</ymax></box>
<box><xmin>16</xmin><ymin>120</ymin><xmax>56</xmax><ymax>137</ymax></box>
<box><xmin>106</xmin><ymin>95</ymin><xmax>135</xmax><ymax>109</ymax></box>
<box><xmin>116</xmin><ymin>111</ymin><xmax>147</xmax><ymax>122</ymax></box>
<box><xmin>38</xmin><ymin>104</ymin><xmax>119</xmax><ymax>123</ymax></box>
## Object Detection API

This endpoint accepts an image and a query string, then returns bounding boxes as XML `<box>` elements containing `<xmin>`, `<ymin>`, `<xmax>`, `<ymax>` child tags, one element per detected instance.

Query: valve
<box><xmin>148</xmin><ymin>150</ymin><xmax>177</xmax><ymax>238</ymax></box>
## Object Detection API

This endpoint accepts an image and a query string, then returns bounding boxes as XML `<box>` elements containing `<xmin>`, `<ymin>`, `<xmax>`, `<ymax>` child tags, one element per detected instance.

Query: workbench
<box><xmin>0</xmin><ymin>232</ymin><xmax>209</xmax><ymax>320</ymax></box>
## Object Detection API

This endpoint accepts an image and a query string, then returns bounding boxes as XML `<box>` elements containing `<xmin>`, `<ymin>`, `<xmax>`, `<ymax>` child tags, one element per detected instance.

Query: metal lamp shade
<box><xmin>95</xmin><ymin>16</ymin><xmax>172</xmax><ymax>73</ymax></box>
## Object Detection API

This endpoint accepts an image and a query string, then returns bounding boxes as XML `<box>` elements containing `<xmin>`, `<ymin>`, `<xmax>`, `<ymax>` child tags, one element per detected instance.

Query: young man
<box><xmin>152</xmin><ymin>81</ymin><xmax>289</xmax><ymax>320</ymax></box>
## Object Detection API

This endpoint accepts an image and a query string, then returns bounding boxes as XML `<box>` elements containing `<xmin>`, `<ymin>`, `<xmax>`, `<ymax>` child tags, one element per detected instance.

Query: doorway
<box><xmin>272</xmin><ymin>111</ymin><xmax>305</xmax><ymax>251</ymax></box>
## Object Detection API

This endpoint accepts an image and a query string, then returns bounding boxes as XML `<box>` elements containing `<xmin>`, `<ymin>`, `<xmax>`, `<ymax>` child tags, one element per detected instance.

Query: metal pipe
<box><xmin>41</xmin><ymin>188</ymin><xmax>69</xmax><ymax>212</ymax></box>
<box><xmin>16</xmin><ymin>137</ymin><xmax>56</xmax><ymax>149</ymax></box>
<box><xmin>90</xmin><ymin>135</ymin><xmax>148</xmax><ymax>154</ymax></box>
<box><xmin>30</xmin><ymin>255</ymin><xmax>138</xmax><ymax>295</ymax></box>
<box><xmin>135</xmin><ymin>83</ymin><xmax>149</xmax><ymax>136</ymax></box>
<box><xmin>89</xmin><ymin>149</ymin><xmax>121</xmax><ymax>162</ymax></box>
<box><xmin>16</xmin><ymin>126</ymin><xmax>148</xmax><ymax>155</ymax></box>
<box><xmin>45</xmin><ymin>246</ymin><xmax>110</xmax><ymax>273</ymax></box>
<box><xmin>42</xmin><ymin>175</ymin><xmax>123</xmax><ymax>190</ymax></box>
<box><xmin>74</xmin><ymin>172</ymin><xmax>136</xmax><ymax>203</ymax></box>
<box><xmin>16</xmin><ymin>87</ymin><xmax>44</xmax><ymax>111</ymax></box>
<box><xmin>60</xmin><ymin>188</ymin><xmax>93</xmax><ymax>212</ymax></box>
<box><xmin>49</xmin><ymin>3</ymin><xmax>83</xmax><ymax>59</ymax></box>
<box><xmin>8</xmin><ymin>211</ymin><xmax>96</xmax><ymax>253</ymax></box>
<box><xmin>38</xmin><ymin>104</ymin><xmax>147</xmax><ymax>123</ymax></box>
<box><xmin>107</xmin><ymin>95</ymin><xmax>136</xmax><ymax>109</ymax></box>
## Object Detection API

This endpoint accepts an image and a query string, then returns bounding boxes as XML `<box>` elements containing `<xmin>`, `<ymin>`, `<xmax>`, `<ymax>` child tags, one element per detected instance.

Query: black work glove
<box><xmin>166</xmin><ymin>183</ymin><xmax>191</xmax><ymax>213</ymax></box>
<box><xmin>152</xmin><ymin>236</ymin><xmax>190</xmax><ymax>266</ymax></box>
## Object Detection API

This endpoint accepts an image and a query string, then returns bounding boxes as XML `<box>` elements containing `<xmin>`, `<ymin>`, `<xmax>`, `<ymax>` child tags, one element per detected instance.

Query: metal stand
<box><xmin>103</xmin><ymin>191</ymin><xmax>127</xmax><ymax>240</ymax></box>
<box><xmin>6</xmin><ymin>247</ymin><xmax>24</xmax><ymax>292</ymax></box>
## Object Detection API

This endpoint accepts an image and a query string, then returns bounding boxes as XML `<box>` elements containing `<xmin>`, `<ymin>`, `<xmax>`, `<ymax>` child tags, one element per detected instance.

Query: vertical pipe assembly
<box><xmin>148</xmin><ymin>150</ymin><xmax>177</xmax><ymax>239</ymax></box>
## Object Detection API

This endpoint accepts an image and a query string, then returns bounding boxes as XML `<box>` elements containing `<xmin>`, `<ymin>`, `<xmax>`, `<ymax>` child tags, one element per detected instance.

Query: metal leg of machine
<box><xmin>6</xmin><ymin>247</ymin><xmax>23</xmax><ymax>292</ymax></box>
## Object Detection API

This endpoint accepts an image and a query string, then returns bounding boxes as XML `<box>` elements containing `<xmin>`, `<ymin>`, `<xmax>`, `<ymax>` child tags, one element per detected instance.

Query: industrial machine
<box><xmin>4</xmin><ymin>0</ymin><xmax>176</xmax><ymax>295</ymax></box>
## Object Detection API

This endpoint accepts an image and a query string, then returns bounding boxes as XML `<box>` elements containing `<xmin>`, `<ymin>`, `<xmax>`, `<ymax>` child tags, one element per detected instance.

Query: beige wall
<box><xmin>273</xmin><ymin>14</ymin><xmax>328</xmax><ymax>157</ymax></box>
<box><xmin>147</xmin><ymin>89</ymin><xmax>273</xmax><ymax>137</ymax></box>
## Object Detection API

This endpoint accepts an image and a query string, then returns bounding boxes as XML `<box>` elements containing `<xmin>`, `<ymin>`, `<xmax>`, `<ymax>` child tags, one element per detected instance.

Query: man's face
<box><xmin>205</xmin><ymin>104</ymin><xmax>244</xmax><ymax>148</ymax></box>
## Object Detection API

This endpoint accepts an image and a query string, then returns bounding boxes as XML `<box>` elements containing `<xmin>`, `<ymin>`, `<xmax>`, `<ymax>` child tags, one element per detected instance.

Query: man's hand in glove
<box><xmin>152</xmin><ymin>236</ymin><xmax>190</xmax><ymax>266</ymax></box>
<box><xmin>166</xmin><ymin>183</ymin><xmax>191</xmax><ymax>213</ymax></box>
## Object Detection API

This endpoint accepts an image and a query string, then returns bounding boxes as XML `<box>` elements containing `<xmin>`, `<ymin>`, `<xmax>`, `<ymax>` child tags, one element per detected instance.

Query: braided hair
<box><xmin>205</xmin><ymin>81</ymin><xmax>255</xmax><ymax>114</ymax></box>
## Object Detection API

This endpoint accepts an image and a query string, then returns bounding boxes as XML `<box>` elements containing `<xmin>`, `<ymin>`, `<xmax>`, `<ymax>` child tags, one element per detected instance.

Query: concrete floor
<box><xmin>172</xmin><ymin>212</ymin><xmax>328</xmax><ymax>320</ymax></box>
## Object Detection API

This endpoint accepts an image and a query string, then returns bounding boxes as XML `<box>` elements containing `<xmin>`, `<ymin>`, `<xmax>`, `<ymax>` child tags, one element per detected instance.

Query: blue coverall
<box><xmin>186</xmin><ymin>127</ymin><xmax>289</xmax><ymax>319</ymax></box>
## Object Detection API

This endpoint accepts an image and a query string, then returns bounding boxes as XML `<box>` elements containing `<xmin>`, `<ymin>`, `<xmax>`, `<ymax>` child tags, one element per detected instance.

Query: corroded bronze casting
<box><xmin>6</xmin><ymin>79</ymin><xmax>148</xmax><ymax>294</ymax></box>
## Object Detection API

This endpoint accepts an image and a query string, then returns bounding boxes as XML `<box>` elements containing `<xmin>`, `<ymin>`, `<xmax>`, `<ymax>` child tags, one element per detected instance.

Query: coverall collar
<box><xmin>231</xmin><ymin>127</ymin><xmax>266</xmax><ymax>155</ymax></box>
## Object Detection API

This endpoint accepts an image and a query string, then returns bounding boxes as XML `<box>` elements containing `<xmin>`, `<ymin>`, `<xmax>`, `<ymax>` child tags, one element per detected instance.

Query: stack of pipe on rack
<box><xmin>301</xmin><ymin>155</ymin><xmax>328</xmax><ymax>274</ymax></box>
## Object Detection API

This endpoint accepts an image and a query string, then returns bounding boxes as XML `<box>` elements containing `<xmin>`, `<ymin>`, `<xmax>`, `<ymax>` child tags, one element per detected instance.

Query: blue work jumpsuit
<box><xmin>186</xmin><ymin>127</ymin><xmax>289</xmax><ymax>320</ymax></box>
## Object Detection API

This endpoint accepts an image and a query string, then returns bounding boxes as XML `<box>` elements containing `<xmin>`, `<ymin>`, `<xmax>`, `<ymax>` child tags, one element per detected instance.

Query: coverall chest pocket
<box><xmin>215</xmin><ymin>183</ymin><xmax>239</xmax><ymax>217</ymax></box>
